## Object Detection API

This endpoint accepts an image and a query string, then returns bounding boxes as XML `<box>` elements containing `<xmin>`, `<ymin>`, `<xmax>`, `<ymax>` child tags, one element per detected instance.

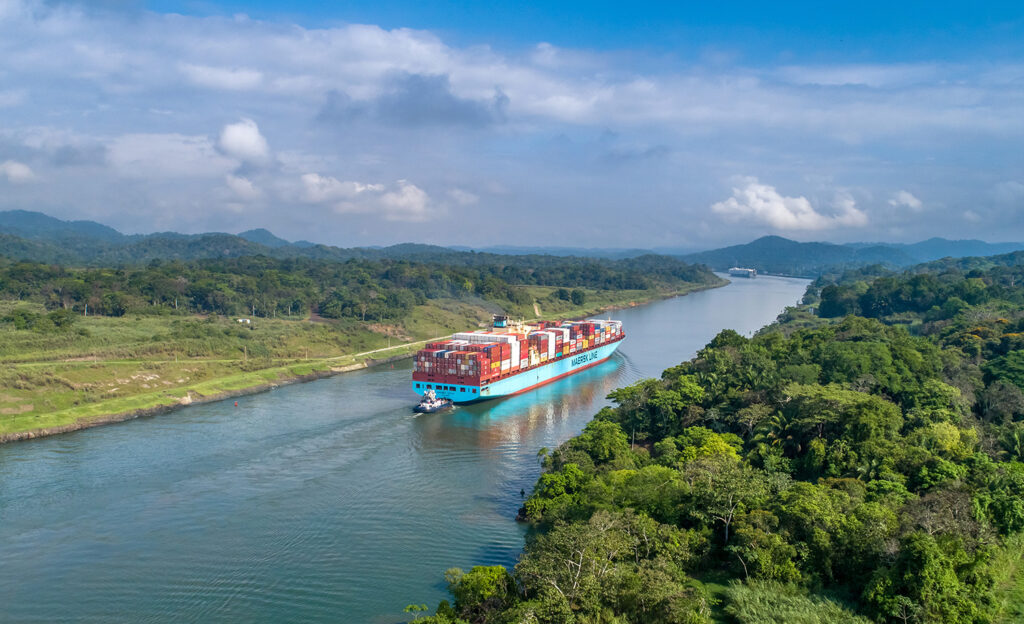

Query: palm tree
<box><xmin>1001</xmin><ymin>427</ymin><xmax>1024</xmax><ymax>461</ymax></box>
<box><xmin>753</xmin><ymin>411</ymin><xmax>801</xmax><ymax>456</ymax></box>
<box><xmin>855</xmin><ymin>456</ymin><xmax>884</xmax><ymax>482</ymax></box>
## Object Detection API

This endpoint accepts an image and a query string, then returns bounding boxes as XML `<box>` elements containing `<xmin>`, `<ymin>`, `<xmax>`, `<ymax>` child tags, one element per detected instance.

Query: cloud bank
<box><xmin>0</xmin><ymin>0</ymin><xmax>1021</xmax><ymax>245</ymax></box>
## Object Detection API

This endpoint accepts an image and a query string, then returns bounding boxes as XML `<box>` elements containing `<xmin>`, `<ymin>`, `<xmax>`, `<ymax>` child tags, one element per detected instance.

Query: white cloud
<box><xmin>217</xmin><ymin>118</ymin><xmax>270</xmax><ymax>164</ymax></box>
<box><xmin>0</xmin><ymin>159</ymin><xmax>36</xmax><ymax>182</ymax></box>
<box><xmin>379</xmin><ymin>180</ymin><xmax>431</xmax><ymax>221</ymax></box>
<box><xmin>777</xmin><ymin>63</ymin><xmax>940</xmax><ymax>87</ymax></box>
<box><xmin>180</xmin><ymin>64</ymin><xmax>264</xmax><ymax>91</ymax></box>
<box><xmin>964</xmin><ymin>210</ymin><xmax>981</xmax><ymax>223</ymax></box>
<box><xmin>888</xmin><ymin>190</ymin><xmax>923</xmax><ymax>211</ymax></box>
<box><xmin>107</xmin><ymin>133</ymin><xmax>236</xmax><ymax>178</ymax></box>
<box><xmin>832</xmin><ymin>191</ymin><xmax>869</xmax><ymax>227</ymax></box>
<box><xmin>225</xmin><ymin>174</ymin><xmax>261</xmax><ymax>200</ymax></box>
<box><xmin>711</xmin><ymin>177</ymin><xmax>868</xmax><ymax>230</ymax></box>
<box><xmin>447</xmin><ymin>188</ymin><xmax>478</xmax><ymax>206</ymax></box>
<box><xmin>300</xmin><ymin>173</ymin><xmax>384</xmax><ymax>203</ymax></box>
<box><xmin>301</xmin><ymin>173</ymin><xmax>431</xmax><ymax>221</ymax></box>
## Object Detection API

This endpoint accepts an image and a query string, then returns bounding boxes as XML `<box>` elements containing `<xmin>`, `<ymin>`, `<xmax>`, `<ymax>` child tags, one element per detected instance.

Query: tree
<box><xmin>863</xmin><ymin>532</ymin><xmax>995</xmax><ymax>624</ymax></box>
<box><xmin>727</xmin><ymin>510</ymin><xmax>801</xmax><ymax>582</ymax></box>
<box><xmin>571</xmin><ymin>420</ymin><xmax>630</xmax><ymax>464</ymax></box>
<box><xmin>687</xmin><ymin>456</ymin><xmax>767</xmax><ymax>545</ymax></box>
<box><xmin>444</xmin><ymin>566</ymin><xmax>515</xmax><ymax>622</ymax></box>
<box><xmin>978</xmin><ymin>380</ymin><xmax>1024</xmax><ymax>424</ymax></box>
<box><xmin>570</xmin><ymin>289</ymin><xmax>585</xmax><ymax>305</ymax></box>
<box><xmin>732</xmin><ymin>404</ymin><xmax>773</xmax><ymax>439</ymax></box>
<box><xmin>515</xmin><ymin>511</ymin><xmax>631</xmax><ymax>615</ymax></box>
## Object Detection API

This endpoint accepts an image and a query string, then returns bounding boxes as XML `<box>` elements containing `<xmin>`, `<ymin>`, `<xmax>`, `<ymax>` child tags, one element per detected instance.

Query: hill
<box><xmin>0</xmin><ymin>209</ymin><xmax>126</xmax><ymax>244</ymax></box>
<box><xmin>680</xmin><ymin>235</ymin><xmax>916</xmax><ymax>276</ymax></box>
<box><xmin>848</xmin><ymin>237</ymin><xmax>1024</xmax><ymax>263</ymax></box>
<box><xmin>238</xmin><ymin>228</ymin><xmax>292</xmax><ymax>248</ymax></box>
<box><xmin>4</xmin><ymin>211</ymin><xmax>1023</xmax><ymax>275</ymax></box>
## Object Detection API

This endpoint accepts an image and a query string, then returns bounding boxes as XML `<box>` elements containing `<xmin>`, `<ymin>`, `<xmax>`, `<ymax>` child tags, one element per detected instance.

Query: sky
<box><xmin>1</xmin><ymin>0</ymin><xmax>1023</xmax><ymax>249</ymax></box>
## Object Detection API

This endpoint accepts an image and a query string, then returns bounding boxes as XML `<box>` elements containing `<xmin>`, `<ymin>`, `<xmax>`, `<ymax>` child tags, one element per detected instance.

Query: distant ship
<box><xmin>412</xmin><ymin>315</ymin><xmax>624</xmax><ymax>403</ymax></box>
<box><xmin>728</xmin><ymin>267</ymin><xmax>757</xmax><ymax>278</ymax></box>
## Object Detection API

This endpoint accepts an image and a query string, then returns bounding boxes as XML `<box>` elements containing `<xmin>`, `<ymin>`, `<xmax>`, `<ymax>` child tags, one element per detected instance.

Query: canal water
<box><xmin>0</xmin><ymin>275</ymin><xmax>808</xmax><ymax>623</ymax></box>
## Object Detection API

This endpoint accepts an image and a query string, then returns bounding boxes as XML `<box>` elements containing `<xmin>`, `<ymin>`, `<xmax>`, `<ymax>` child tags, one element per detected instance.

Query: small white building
<box><xmin>237</xmin><ymin>318</ymin><xmax>251</xmax><ymax>324</ymax></box>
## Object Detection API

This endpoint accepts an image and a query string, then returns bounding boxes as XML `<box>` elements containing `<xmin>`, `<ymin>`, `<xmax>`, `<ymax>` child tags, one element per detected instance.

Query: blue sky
<box><xmin>1</xmin><ymin>0</ymin><xmax>1023</xmax><ymax>248</ymax></box>
<box><xmin>148</xmin><ymin>1</ymin><xmax>1024</xmax><ymax>61</ymax></box>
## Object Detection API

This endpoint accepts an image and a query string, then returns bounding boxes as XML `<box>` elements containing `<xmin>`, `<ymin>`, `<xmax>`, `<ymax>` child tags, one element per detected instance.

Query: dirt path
<box><xmin>6</xmin><ymin>333</ymin><xmax>454</xmax><ymax>368</ymax></box>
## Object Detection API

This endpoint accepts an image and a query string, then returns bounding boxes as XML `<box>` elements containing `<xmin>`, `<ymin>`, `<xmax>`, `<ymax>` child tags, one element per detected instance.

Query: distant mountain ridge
<box><xmin>0</xmin><ymin>210</ymin><xmax>456</xmax><ymax>265</ymax></box>
<box><xmin>0</xmin><ymin>211</ymin><xmax>673</xmax><ymax>267</ymax></box>
<box><xmin>680</xmin><ymin>235</ymin><xmax>1024</xmax><ymax>277</ymax></box>
<box><xmin>2</xmin><ymin>210</ymin><xmax>1023</xmax><ymax>274</ymax></box>
<box><xmin>846</xmin><ymin>237</ymin><xmax>1024</xmax><ymax>263</ymax></box>
<box><xmin>679</xmin><ymin>236</ymin><xmax>914</xmax><ymax>276</ymax></box>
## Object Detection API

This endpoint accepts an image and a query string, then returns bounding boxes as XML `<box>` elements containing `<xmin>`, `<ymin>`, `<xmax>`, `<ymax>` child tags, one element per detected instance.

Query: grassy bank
<box><xmin>0</xmin><ymin>280</ymin><xmax>724</xmax><ymax>440</ymax></box>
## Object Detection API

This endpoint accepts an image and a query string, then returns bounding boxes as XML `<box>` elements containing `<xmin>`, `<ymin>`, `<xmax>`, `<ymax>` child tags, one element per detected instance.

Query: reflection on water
<box><xmin>0</xmin><ymin>275</ymin><xmax>808</xmax><ymax>624</ymax></box>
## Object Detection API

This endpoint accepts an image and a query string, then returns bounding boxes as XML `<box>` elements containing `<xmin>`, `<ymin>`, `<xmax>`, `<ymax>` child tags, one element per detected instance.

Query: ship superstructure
<box><xmin>412</xmin><ymin>315</ymin><xmax>624</xmax><ymax>403</ymax></box>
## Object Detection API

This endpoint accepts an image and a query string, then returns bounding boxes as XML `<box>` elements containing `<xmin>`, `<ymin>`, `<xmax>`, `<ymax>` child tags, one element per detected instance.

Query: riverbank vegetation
<box><xmin>0</xmin><ymin>254</ymin><xmax>722</xmax><ymax>438</ymax></box>
<box><xmin>416</xmin><ymin>256</ymin><xmax>1024</xmax><ymax>623</ymax></box>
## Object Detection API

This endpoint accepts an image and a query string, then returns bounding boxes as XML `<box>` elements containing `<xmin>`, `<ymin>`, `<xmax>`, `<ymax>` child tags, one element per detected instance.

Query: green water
<box><xmin>0</xmin><ymin>275</ymin><xmax>808</xmax><ymax>623</ymax></box>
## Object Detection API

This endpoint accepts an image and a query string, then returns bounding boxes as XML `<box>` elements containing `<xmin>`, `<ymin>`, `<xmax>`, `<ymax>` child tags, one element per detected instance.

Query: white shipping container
<box><xmin>547</xmin><ymin>327</ymin><xmax>569</xmax><ymax>342</ymax></box>
<box><xmin>452</xmin><ymin>333</ymin><xmax>518</xmax><ymax>345</ymax></box>
<box><xmin>537</xmin><ymin>331</ymin><xmax>557</xmax><ymax>359</ymax></box>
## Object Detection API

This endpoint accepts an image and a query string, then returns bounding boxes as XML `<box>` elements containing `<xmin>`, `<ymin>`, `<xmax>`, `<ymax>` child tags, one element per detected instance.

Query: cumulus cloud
<box><xmin>889</xmin><ymin>190</ymin><xmax>923</xmax><ymax>211</ymax></box>
<box><xmin>225</xmin><ymin>174</ymin><xmax>261</xmax><ymax>200</ymax></box>
<box><xmin>217</xmin><ymin>118</ymin><xmax>270</xmax><ymax>164</ymax></box>
<box><xmin>0</xmin><ymin>159</ymin><xmax>35</xmax><ymax>182</ymax></box>
<box><xmin>379</xmin><ymin>180</ymin><xmax>431</xmax><ymax>221</ymax></box>
<box><xmin>711</xmin><ymin>178</ymin><xmax>868</xmax><ymax>230</ymax></box>
<box><xmin>302</xmin><ymin>173</ymin><xmax>432</xmax><ymax>222</ymax></box>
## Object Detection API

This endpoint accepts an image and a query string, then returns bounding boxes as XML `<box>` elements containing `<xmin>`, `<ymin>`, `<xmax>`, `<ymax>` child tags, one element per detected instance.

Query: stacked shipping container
<box><xmin>412</xmin><ymin>318</ymin><xmax>624</xmax><ymax>390</ymax></box>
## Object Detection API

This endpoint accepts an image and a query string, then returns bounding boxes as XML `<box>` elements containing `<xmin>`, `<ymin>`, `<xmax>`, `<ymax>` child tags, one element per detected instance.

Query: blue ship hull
<box><xmin>411</xmin><ymin>340</ymin><xmax>621</xmax><ymax>404</ymax></box>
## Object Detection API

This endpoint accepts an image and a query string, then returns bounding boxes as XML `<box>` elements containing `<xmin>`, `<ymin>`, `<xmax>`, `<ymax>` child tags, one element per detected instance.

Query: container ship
<box><xmin>728</xmin><ymin>267</ymin><xmax>757</xmax><ymax>278</ymax></box>
<box><xmin>412</xmin><ymin>315</ymin><xmax>624</xmax><ymax>404</ymax></box>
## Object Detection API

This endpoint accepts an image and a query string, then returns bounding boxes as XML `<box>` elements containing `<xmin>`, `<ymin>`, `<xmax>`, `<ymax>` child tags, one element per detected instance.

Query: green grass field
<box><xmin>0</xmin><ymin>283</ymin><xmax>719</xmax><ymax>438</ymax></box>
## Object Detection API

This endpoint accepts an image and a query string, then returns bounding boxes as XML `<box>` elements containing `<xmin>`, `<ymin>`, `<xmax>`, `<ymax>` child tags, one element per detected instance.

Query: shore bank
<box><xmin>1</xmin><ymin>280</ymin><xmax>726</xmax><ymax>444</ymax></box>
<box><xmin>0</xmin><ymin>353</ymin><xmax>414</xmax><ymax>443</ymax></box>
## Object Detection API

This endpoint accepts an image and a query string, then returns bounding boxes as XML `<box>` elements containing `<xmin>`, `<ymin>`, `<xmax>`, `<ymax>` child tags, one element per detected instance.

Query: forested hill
<box><xmin>680</xmin><ymin>235</ymin><xmax>914</xmax><ymax>275</ymax></box>
<box><xmin>5</xmin><ymin>211</ymin><xmax>1023</xmax><ymax>272</ymax></box>
<box><xmin>417</xmin><ymin>257</ymin><xmax>1024</xmax><ymax>624</ymax></box>
<box><xmin>0</xmin><ymin>210</ymin><xmax>463</xmax><ymax>265</ymax></box>
<box><xmin>680</xmin><ymin>235</ymin><xmax>1024</xmax><ymax>277</ymax></box>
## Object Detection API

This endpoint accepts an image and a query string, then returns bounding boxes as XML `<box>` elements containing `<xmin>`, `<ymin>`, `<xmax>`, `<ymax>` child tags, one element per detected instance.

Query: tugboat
<box><xmin>413</xmin><ymin>389</ymin><xmax>454</xmax><ymax>413</ymax></box>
